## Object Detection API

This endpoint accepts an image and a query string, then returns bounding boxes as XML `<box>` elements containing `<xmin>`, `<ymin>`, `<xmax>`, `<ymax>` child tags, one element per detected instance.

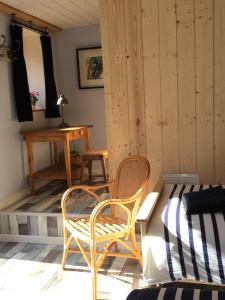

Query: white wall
<box><xmin>23</xmin><ymin>28</ymin><xmax>46</xmax><ymax>110</ymax></box>
<box><xmin>0</xmin><ymin>13</ymin><xmax>50</xmax><ymax>204</ymax></box>
<box><xmin>0</xmin><ymin>18</ymin><xmax>106</xmax><ymax>204</ymax></box>
<box><xmin>52</xmin><ymin>25</ymin><xmax>107</xmax><ymax>152</ymax></box>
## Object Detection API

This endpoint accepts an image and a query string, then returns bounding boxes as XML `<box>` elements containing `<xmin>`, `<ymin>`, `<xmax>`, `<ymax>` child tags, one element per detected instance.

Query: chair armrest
<box><xmin>136</xmin><ymin>178</ymin><xmax>163</xmax><ymax>224</ymax></box>
<box><xmin>61</xmin><ymin>185</ymin><xmax>101</xmax><ymax>220</ymax></box>
<box><xmin>90</xmin><ymin>198</ymin><xmax>131</xmax><ymax>217</ymax></box>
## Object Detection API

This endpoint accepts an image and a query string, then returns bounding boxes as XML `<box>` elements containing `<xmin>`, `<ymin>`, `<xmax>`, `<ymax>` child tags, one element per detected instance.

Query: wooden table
<box><xmin>23</xmin><ymin>126</ymin><xmax>92</xmax><ymax>192</ymax></box>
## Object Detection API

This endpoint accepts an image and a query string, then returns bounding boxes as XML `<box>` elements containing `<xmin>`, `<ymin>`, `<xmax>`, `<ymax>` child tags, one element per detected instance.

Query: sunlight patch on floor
<box><xmin>0</xmin><ymin>257</ymin><xmax>142</xmax><ymax>300</ymax></box>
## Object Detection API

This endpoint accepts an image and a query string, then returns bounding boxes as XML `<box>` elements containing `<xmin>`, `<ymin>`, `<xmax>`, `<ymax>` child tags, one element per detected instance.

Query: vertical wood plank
<box><xmin>9</xmin><ymin>215</ymin><xmax>19</xmax><ymax>235</ymax></box>
<box><xmin>124</xmin><ymin>0</ymin><xmax>147</xmax><ymax>156</ymax></box>
<box><xmin>106</xmin><ymin>0</ymin><xmax>130</xmax><ymax>168</ymax></box>
<box><xmin>29</xmin><ymin>216</ymin><xmax>38</xmax><ymax>236</ymax></box>
<box><xmin>38</xmin><ymin>216</ymin><xmax>48</xmax><ymax>236</ymax></box>
<box><xmin>159</xmin><ymin>0</ymin><xmax>180</xmax><ymax>173</ymax></box>
<box><xmin>0</xmin><ymin>215</ymin><xmax>10</xmax><ymax>234</ymax></box>
<box><xmin>17</xmin><ymin>215</ymin><xmax>28</xmax><ymax>224</ymax></box>
<box><xmin>57</xmin><ymin>215</ymin><xmax>63</xmax><ymax>237</ymax></box>
<box><xmin>195</xmin><ymin>0</ymin><xmax>214</xmax><ymax>183</ymax></box>
<box><xmin>214</xmin><ymin>0</ymin><xmax>225</xmax><ymax>184</ymax></box>
<box><xmin>47</xmin><ymin>216</ymin><xmax>58</xmax><ymax>237</ymax></box>
<box><xmin>141</xmin><ymin>0</ymin><xmax>163</xmax><ymax>187</ymax></box>
<box><xmin>99</xmin><ymin>0</ymin><xmax>116</xmax><ymax>179</ymax></box>
<box><xmin>18</xmin><ymin>215</ymin><xmax>29</xmax><ymax>235</ymax></box>
<box><xmin>176</xmin><ymin>0</ymin><xmax>196</xmax><ymax>173</ymax></box>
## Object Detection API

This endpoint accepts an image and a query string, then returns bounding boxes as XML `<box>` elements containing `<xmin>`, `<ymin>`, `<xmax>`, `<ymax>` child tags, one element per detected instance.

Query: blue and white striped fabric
<box><xmin>143</xmin><ymin>184</ymin><xmax>225</xmax><ymax>286</ymax></box>
<box><xmin>127</xmin><ymin>288</ymin><xmax>225</xmax><ymax>300</ymax></box>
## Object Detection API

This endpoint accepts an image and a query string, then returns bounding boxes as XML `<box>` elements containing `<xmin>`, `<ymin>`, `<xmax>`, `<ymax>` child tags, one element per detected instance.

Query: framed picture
<box><xmin>76</xmin><ymin>47</ymin><xmax>103</xmax><ymax>89</ymax></box>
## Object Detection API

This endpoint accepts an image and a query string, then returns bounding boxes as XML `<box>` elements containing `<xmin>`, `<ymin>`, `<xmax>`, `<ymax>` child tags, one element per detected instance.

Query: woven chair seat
<box><xmin>65</xmin><ymin>215</ymin><xmax>127</xmax><ymax>242</ymax></box>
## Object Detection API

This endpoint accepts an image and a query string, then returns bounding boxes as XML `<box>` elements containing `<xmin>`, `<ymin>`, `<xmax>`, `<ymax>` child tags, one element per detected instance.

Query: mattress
<box><xmin>143</xmin><ymin>184</ymin><xmax>225</xmax><ymax>286</ymax></box>
<box><xmin>127</xmin><ymin>287</ymin><xmax>225</xmax><ymax>300</ymax></box>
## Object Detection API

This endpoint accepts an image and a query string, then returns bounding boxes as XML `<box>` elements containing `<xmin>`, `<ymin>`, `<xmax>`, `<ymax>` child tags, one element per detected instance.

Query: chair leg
<box><xmin>62</xmin><ymin>226</ymin><xmax>69</xmax><ymax>270</ymax></box>
<box><xmin>88</xmin><ymin>160</ymin><xmax>92</xmax><ymax>185</ymax></box>
<box><xmin>90</xmin><ymin>242</ymin><xmax>97</xmax><ymax>300</ymax></box>
<box><xmin>108</xmin><ymin>241</ymin><xmax>118</xmax><ymax>253</ymax></box>
<box><xmin>114</xmin><ymin>241</ymin><xmax>119</xmax><ymax>252</ymax></box>
<box><xmin>80</xmin><ymin>156</ymin><xmax>85</xmax><ymax>184</ymax></box>
<box><xmin>92</xmin><ymin>269</ymin><xmax>97</xmax><ymax>300</ymax></box>
<box><xmin>62</xmin><ymin>248</ymin><xmax>68</xmax><ymax>270</ymax></box>
<box><xmin>101</xmin><ymin>157</ymin><xmax>109</xmax><ymax>193</ymax></box>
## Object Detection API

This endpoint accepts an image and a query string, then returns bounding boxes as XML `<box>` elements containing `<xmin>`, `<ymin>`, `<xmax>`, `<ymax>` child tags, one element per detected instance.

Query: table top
<box><xmin>22</xmin><ymin>125</ymin><xmax>93</xmax><ymax>136</ymax></box>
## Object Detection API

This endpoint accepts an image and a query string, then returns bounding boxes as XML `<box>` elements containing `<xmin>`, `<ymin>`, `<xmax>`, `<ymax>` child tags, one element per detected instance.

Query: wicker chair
<box><xmin>61</xmin><ymin>155</ymin><xmax>150</xmax><ymax>300</ymax></box>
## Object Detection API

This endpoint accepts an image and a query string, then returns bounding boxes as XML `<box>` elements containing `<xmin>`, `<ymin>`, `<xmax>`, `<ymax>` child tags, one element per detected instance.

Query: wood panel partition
<box><xmin>100</xmin><ymin>0</ymin><xmax>225</xmax><ymax>185</ymax></box>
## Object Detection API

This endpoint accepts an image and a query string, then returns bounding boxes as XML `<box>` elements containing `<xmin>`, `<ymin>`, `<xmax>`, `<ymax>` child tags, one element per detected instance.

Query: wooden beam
<box><xmin>0</xmin><ymin>1</ymin><xmax>61</xmax><ymax>32</ymax></box>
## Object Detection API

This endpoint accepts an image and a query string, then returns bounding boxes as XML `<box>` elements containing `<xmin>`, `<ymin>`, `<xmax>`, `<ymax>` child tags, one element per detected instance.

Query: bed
<box><xmin>127</xmin><ymin>287</ymin><xmax>225</xmax><ymax>300</ymax></box>
<box><xmin>136</xmin><ymin>183</ymin><xmax>225</xmax><ymax>288</ymax></box>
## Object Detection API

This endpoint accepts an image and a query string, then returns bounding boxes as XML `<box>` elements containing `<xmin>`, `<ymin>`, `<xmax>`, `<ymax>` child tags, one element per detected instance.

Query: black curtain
<box><xmin>9</xmin><ymin>25</ymin><xmax>33</xmax><ymax>122</ymax></box>
<box><xmin>40</xmin><ymin>35</ymin><xmax>60</xmax><ymax>118</ymax></box>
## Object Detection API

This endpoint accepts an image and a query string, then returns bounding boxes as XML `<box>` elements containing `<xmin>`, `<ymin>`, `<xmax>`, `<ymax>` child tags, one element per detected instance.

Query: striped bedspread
<box><xmin>127</xmin><ymin>288</ymin><xmax>225</xmax><ymax>300</ymax></box>
<box><xmin>143</xmin><ymin>184</ymin><xmax>225</xmax><ymax>286</ymax></box>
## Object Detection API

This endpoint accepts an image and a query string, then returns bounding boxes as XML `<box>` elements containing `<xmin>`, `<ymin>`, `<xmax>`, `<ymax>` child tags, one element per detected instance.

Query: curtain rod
<box><xmin>11</xmin><ymin>18</ymin><xmax>49</xmax><ymax>36</ymax></box>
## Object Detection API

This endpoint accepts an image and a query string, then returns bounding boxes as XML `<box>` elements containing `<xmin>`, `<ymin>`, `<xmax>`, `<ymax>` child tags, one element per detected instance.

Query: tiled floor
<box><xmin>2</xmin><ymin>180</ymin><xmax>107</xmax><ymax>213</ymax></box>
<box><xmin>0</xmin><ymin>241</ymin><xmax>142</xmax><ymax>299</ymax></box>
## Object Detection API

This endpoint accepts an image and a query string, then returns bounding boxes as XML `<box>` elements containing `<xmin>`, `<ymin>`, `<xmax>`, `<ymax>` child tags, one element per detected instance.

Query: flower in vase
<box><xmin>30</xmin><ymin>90</ymin><xmax>39</xmax><ymax>108</ymax></box>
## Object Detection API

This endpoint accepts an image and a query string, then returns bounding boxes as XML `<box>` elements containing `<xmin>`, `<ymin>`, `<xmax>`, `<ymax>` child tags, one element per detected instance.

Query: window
<box><xmin>23</xmin><ymin>28</ymin><xmax>45</xmax><ymax>110</ymax></box>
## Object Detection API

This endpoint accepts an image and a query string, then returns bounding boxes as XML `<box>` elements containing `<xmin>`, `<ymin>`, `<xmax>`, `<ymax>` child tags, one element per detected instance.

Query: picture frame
<box><xmin>76</xmin><ymin>47</ymin><xmax>103</xmax><ymax>89</ymax></box>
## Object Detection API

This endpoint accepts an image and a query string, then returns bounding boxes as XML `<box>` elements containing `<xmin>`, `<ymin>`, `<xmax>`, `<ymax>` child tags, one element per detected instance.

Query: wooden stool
<box><xmin>80</xmin><ymin>149</ymin><xmax>108</xmax><ymax>188</ymax></box>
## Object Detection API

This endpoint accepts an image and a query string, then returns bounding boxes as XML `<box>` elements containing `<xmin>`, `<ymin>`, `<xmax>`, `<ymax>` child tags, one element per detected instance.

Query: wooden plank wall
<box><xmin>100</xmin><ymin>0</ymin><xmax>225</xmax><ymax>185</ymax></box>
<box><xmin>100</xmin><ymin>0</ymin><xmax>146</xmax><ymax>180</ymax></box>
<box><xmin>214</xmin><ymin>0</ymin><xmax>225</xmax><ymax>184</ymax></box>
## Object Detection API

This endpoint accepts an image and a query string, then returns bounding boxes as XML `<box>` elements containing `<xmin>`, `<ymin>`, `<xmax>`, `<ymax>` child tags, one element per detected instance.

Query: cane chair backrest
<box><xmin>112</xmin><ymin>155</ymin><xmax>150</xmax><ymax>223</ymax></box>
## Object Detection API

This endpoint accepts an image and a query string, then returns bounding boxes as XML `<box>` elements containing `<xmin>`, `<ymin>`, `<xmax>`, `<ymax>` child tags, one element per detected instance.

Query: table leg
<box><xmin>53</xmin><ymin>142</ymin><xmax>59</xmax><ymax>165</ymax></box>
<box><xmin>84</xmin><ymin>128</ymin><xmax>91</xmax><ymax>150</ymax></box>
<box><xmin>26</xmin><ymin>139</ymin><xmax>35</xmax><ymax>193</ymax></box>
<box><xmin>80</xmin><ymin>156</ymin><xmax>85</xmax><ymax>184</ymax></box>
<box><xmin>88</xmin><ymin>160</ymin><xmax>92</xmax><ymax>185</ymax></box>
<box><xmin>63</xmin><ymin>136</ymin><xmax>72</xmax><ymax>187</ymax></box>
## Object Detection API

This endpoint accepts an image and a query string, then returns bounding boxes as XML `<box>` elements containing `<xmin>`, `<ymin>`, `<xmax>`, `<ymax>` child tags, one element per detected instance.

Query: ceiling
<box><xmin>1</xmin><ymin>0</ymin><xmax>99</xmax><ymax>29</ymax></box>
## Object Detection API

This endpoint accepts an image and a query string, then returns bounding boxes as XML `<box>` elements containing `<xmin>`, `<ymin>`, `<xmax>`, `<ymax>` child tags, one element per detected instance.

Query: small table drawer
<box><xmin>73</xmin><ymin>128</ymin><xmax>85</xmax><ymax>139</ymax></box>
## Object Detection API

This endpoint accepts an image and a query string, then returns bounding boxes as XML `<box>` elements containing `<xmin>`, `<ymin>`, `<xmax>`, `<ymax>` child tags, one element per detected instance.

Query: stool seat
<box><xmin>83</xmin><ymin>149</ymin><xmax>108</xmax><ymax>157</ymax></box>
